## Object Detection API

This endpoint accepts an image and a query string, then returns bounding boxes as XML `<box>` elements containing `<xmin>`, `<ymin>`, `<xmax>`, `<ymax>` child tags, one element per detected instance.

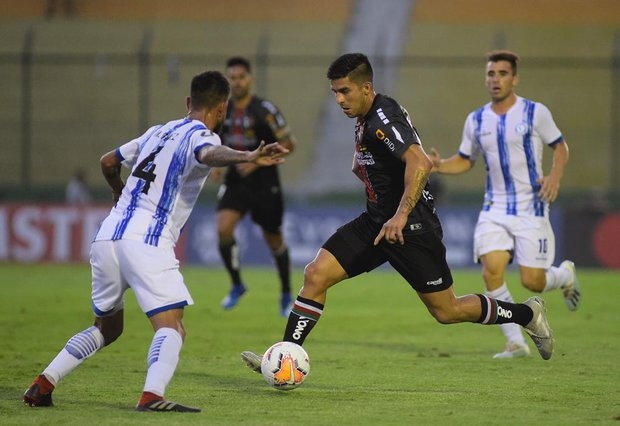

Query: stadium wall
<box><xmin>1</xmin><ymin>0</ymin><xmax>619</xmax><ymax>207</ymax></box>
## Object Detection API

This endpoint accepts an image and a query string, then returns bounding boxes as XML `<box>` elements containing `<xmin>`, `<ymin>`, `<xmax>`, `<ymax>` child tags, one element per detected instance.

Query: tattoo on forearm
<box><xmin>404</xmin><ymin>169</ymin><xmax>430</xmax><ymax>213</ymax></box>
<box><xmin>202</xmin><ymin>146</ymin><xmax>248</xmax><ymax>167</ymax></box>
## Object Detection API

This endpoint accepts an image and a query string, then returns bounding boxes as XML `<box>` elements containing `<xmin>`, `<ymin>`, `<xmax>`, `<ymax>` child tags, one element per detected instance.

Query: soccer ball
<box><xmin>261</xmin><ymin>341</ymin><xmax>310</xmax><ymax>390</ymax></box>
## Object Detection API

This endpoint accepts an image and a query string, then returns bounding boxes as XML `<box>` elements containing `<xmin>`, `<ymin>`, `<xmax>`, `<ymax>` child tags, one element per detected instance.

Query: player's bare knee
<box><xmin>481</xmin><ymin>269</ymin><xmax>497</xmax><ymax>284</ymax></box>
<box><xmin>303</xmin><ymin>262</ymin><xmax>330</xmax><ymax>293</ymax></box>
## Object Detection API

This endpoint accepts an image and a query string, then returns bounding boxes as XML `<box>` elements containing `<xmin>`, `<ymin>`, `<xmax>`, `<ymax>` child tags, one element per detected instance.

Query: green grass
<box><xmin>1</xmin><ymin>263</ymin><xmax>619</xmax><ymax>425</ymax></box>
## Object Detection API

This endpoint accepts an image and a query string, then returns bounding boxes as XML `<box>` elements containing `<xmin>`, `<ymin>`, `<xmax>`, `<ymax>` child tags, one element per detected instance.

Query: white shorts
<box><xmin>473</xmin><ymin>211</ymin><xmax>555</xmax><ymax>269</ymax></box>
<box><xmin>90</xmin><ymin>239</ymin><xmax>194</xmax><ymax>318</ymax></box>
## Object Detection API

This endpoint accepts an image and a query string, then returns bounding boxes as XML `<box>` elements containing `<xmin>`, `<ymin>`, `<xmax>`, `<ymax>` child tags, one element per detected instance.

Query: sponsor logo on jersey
<box><xmin>376</xmin><ymin>108</ymin><xmax>390</xmax><ymax>124</ymax></box>
<box><xmin>426</xmin><ymin>277</ymin><xmax>443</xmax><ymax>286</ymax></box>
<box><xmin>356</xmin><ymin>151</ymin><xmax>375</xmax><ymax>166</ymax></box>
<box><xmin>409</xmin><ymin>223</ymin><xmax>422</xmax><ymax>231</ymax></box>
<box><xmin>375</xmin><ymin>128</ymin><xmax>395</xmax><ymax>152</ymax></box>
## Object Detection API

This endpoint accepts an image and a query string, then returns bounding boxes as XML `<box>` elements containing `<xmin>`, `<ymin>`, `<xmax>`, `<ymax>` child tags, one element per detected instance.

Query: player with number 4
<box><xmin>23</xmin><ymin>70</ymin><xmax>288</xmax><ymax>412</ymax></box>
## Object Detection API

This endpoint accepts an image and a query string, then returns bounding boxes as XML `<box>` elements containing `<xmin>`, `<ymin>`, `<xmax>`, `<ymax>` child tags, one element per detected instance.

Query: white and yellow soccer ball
<box><xmin>261</xmin><ymin>341</ymin><xmax>310</xmax><ymax>390</ymax></box>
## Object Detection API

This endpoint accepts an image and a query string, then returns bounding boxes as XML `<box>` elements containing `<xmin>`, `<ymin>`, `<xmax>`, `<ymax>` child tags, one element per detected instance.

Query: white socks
<box><xmin>486</xmin><ymin>283</ymin><xmax>527</xmax><ymax>345</ymax></box>
<box><xmin>544</xmin><ymin>265</ymin><xmax>571</xmax><ymax>291</ymax></box>
<box><xmin>142</xmin><ymin>327</ymin><xmax>183</xmax><ymax>397</ymax></box>
<box><xmin>43</xmin><ymin>325</ymin><xmax>105</xmax><ymax>386</ymax></box>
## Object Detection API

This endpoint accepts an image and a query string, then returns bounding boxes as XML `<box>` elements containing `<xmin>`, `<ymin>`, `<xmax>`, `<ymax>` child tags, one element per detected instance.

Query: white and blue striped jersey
<box><xmin>95</xmin><ymin>117</ymin><xmax>220</xmax><ymax>247</ymax></box>
<box><xmin>459</xmin><ymin>96</ymin><xmax>563</xmax><ymax>217</ymax></box>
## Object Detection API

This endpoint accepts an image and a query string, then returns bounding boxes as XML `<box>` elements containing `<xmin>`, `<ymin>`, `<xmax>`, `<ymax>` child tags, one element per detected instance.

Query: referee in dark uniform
<box><xmin>214</xmin><ymin>56</ymin><xmax>297</xmax><ymax>317</ymax></box>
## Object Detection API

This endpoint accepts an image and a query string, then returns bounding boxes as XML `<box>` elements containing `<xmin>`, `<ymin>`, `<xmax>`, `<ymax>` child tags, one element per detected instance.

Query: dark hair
<box><xmin>326</xmin><ymin>53</ymin><xmax>373</xmax><ymax>84</ymax></box>
<box><xmin>486</xmin><ymin>50</ymin><xmax>519</xmax><ymax>74</ymax></box>
<box><xmin>226</xmin><ymin>56</ymin><xmax>252</xmax><ymax>73</ymax></box>
<box><xmin>190</xmin><ymin>71</ymin><xmax>230</xmax><ymax>109</ymax></box>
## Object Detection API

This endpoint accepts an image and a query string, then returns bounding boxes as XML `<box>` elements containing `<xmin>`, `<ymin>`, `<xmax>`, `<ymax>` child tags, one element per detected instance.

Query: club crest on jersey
<box><xmin>515</xmin><ymin>122</ymin><xmax>530</xmax><ymax>135</ymax></box>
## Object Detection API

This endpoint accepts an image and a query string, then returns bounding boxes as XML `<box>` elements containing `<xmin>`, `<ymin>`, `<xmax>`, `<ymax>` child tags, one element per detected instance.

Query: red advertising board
<box><xmin>1</xmin><ymin>203</ymin><xmax>617</xmax><ymax>269</ymax></box>
<box><xmin>0</xmin><ymin>204</ymin><xmax>110</xmax><ymax>262</ymax></box>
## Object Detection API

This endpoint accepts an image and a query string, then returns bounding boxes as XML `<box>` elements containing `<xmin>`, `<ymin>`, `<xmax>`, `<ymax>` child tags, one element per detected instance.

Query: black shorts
<box><xmin>216</xmin><ymin>182</ymin><xmax>284</xmax><ymax>234</ymax></box>
<box><xmin>322</xmin><ymin>212</ymin><xmax>453</xmax><ymax>293</ymax></box>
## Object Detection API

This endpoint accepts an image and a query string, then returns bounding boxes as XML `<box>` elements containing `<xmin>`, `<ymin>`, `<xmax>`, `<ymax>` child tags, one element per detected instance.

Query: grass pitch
<box><xmin>1</xmin><ymin>263</ymin><xmax>619</xmax><ymax>425</ymax></box>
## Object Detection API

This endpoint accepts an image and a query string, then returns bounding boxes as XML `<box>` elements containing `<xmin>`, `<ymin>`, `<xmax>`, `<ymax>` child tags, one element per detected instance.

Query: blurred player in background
<box><xmin>241</xmin><ymin>53</ymin><xmax>556</xmax><ymax>374</ymax></box>
<box><xmin>429</xmin><ymin>50</ymin><xmax>580</xmax><ymax>359</ymax></box>
<box><xmin>23</xmin><ymin>70</ymin><xmax>288</xmax><ymax>412</ymax></box>
<box><xmin>65</xmin><ymin>168</ymin><xmax>92</xmax><ymax>205</ymax></box>
<box><xmin>212</xmin><ymin>56</ymin><xmax>297</xmax><ymax>316</ymax></box>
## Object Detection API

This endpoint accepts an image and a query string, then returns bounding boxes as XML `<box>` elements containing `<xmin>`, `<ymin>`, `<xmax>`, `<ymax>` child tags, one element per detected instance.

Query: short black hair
<box><xmin>486</xmin><ymin>50</ymin><xmax>519</xmax><ymax>75</ymax></box>
<box><xmin>226</xmin><ymin>56</ymin><xmax>252</xmax><ymax>73</ymax></box>
<box><xmin>326</xmin><ymin>53</ymin><xmax>373</xmax><ymax>84</ymax></box>
<box><xmin>190</xmin><ymin>71</ymin><xmax>230</xmax><ymax>109</ymax></box>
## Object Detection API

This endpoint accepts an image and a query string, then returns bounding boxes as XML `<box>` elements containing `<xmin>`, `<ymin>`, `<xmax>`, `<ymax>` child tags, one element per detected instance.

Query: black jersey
<box><xmin>355</xmin><ymin>94</ymin><xmax>440</xmax><ymax>232</ymax></box>
<box><xmin>220</xmin><ymin>95</ymin><xmax>292</xmax><ymax>187</ymax></box>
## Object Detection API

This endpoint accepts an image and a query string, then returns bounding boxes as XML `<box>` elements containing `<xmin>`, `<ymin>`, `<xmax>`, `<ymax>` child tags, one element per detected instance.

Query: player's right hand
<box><xmin>428</xmin><ymin>148</ymin><xmax>442</xmax><ymax>171</ymax></box>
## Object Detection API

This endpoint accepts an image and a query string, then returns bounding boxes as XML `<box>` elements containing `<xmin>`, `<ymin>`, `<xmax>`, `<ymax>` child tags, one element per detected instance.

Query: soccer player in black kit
<box><xmin>242</xmin><ymin>53</ymin><xmax>555</xmax><ymax>372</ymax></box>
<box><xmin>214</xmin><ymin>56</ymin><xmax>297</xmax><ymax>317</ymax></box>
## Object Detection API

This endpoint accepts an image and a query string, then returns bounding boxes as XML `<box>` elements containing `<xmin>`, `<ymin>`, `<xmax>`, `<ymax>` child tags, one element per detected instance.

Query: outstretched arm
<box><xmin>198</xmin><ymin>141</ymin><xmax>289</xmax><ymax>168</ymax></box>
<box><xmin>428</xmin><ymin>147</ymin><xmax>474</xmax><ymax>174</ymax></box>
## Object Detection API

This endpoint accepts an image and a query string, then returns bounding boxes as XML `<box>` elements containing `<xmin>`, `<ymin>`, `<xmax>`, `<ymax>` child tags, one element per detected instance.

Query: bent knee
<box><xmin>302</xmin><ymin>261</ymin><xmax>337</xmax><ymax>294</ymax></box>
<box><xmin>303</xmin><ymin>262</ymin><xmax>325</xmax><ymax>286</ymax></box>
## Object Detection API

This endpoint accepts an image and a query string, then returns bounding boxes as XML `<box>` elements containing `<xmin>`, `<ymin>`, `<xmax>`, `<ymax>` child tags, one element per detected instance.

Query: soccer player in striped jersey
<box><xmin>241</xmin><ymin>53</ymin><xmax>556</xmax><ymax>376</ymax></box>
<box><xmin>23</xmin><ymin>70</ymin><xmax>288</xmax><ymax>412</ymax></box>
<box><xmin>430</xmin><ymin>50</ymin><xmax>581</xmax><ymax>359</ymax></box>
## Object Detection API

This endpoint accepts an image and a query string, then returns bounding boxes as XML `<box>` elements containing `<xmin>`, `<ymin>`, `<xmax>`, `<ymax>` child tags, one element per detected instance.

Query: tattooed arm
<box><xmin>373</xmin><ymin>144</ymin><xmax>432</xmax><ymax>246</ymax></box>
<box><xmin>198</xmin><ymin>141</ymin><xmax>288</xmax><ymax>168</ymax></box>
